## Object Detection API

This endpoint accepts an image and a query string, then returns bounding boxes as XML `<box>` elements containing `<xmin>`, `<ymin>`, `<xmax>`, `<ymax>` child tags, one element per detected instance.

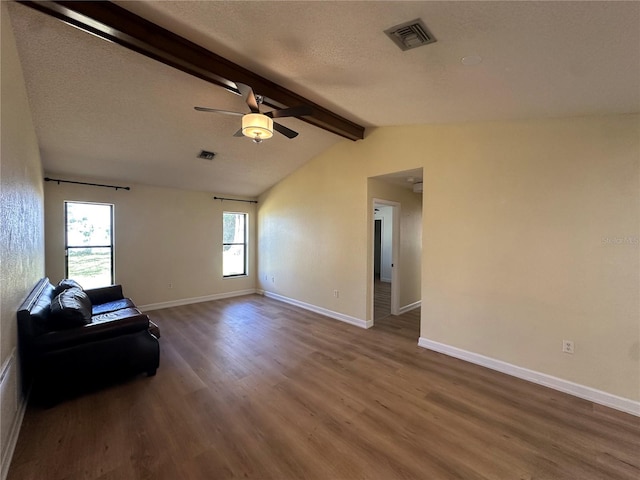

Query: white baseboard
<box><xmin>139</xmin><ymin>289</ymin><xmax>257</xmax><ymax>312</ymax></box>
<box><xmin>1</xmin><ymin>352</ymin><xmax>28</xmax><ymax>480</ymax></box>
<box><xmin>380</xmin><ymin>277</ymin><xmax>391</xmax><ymax>283</ymax></box>
<box><xmin>1</xmin><ymin>394</ymin><xmax>27</xmax><ymax>480</ymax></box>
<box><xmin>399</xmin><ymin>300</ymin><xmax>421</xmax><ymax>314</ymax></box>
<box><xmin>261</xmin><ymin>291</ymin><xmax>372</xmax><ymax>329</ymax></box>
<box><xmin>418</xmin><ymin>337</ymin><xmax>640</xmax><ymax>417</ymax></box>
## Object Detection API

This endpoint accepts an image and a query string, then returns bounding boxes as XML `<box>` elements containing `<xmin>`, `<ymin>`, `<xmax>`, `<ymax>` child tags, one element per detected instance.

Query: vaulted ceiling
<box><xmin>7</xmin><ymin>1</ymin><xmax>639</xmax><ymax>197</ymax></box>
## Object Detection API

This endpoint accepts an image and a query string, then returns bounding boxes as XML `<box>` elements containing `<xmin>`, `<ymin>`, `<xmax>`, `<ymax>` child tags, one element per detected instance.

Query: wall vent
<box><xmin>384</xmin><ymin>19</ymin><xmax>436</xmax><ymax>51</ymax></box>
<box><xmin>198</xmin><ymin>150</ymin><xmax>216</xmax><ymax>160</ymax></box>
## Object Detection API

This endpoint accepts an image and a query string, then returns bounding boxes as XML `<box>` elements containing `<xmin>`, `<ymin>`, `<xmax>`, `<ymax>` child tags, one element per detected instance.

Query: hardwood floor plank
<box><xmin>7</xmin><ymin>294</ymin><xmax>639</xmax><ymax>480</ymax></box>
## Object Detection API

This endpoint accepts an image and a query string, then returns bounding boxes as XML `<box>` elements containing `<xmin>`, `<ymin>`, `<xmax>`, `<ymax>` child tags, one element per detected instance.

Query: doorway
<box><xmin>368</xmin><ymin>168</ymin><xmax>423</xmax><ymax>330</ymax></box>
<box><xmin>373</xmin><ymin>200</ymin><xmax>399</xmax><ymax>321</ymax></box>
<box><xmin>374</xmin><ymin>219</ymin><xmax>382</xmax><ymax>279</ymax></box>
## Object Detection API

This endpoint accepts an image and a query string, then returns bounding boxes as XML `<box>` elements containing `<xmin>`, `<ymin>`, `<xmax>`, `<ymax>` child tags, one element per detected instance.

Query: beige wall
<box><xmin>257</xmin><ymin>154</ymin><xmax>369</xmax><ymax>319</ymax></box>
<box><xmin>417</xmin><ymin>116</ymin><xmax>639</xmax><ymax>402</ymax></box>
<box><xmin>45</xmin><ymin>178</ymin><xmax>256</xmax><ymax>307</ymax></box>
<box><xmin>257</xmin><ymin>114</ymin><xmax>639</xmax><ymax>402</ymax></box>
<box><xmin>369</xmin><ymin>178</ymin><xmax>422</xmax><ymax>311</ymax></box>
<box><xmin>1</xmin><ymin>2</ymin><xmax>45</xmax><ymax>472</ymax></box>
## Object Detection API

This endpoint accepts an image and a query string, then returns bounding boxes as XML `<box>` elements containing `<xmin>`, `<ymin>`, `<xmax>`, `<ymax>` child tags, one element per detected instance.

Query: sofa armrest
<box><xmin>33</xmin><ymin>312</ymin><xmax>150</xmax><ymax>352</ymax></box>
<box><xmin>85</xmin><ymin>285</ymin><xmax>124</xmax><ymax>305</ymax></box>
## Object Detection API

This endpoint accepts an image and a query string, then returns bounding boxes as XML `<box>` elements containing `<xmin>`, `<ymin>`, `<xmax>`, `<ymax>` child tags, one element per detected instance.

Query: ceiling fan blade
<box><xmin>233</xmin><ymin>128</ymin><xmax>244</xmax><ymax>137</ymax></box>
<box><xmin>194</xmin><ymin>106</ymin><xmax>244</xmax><ymax>116</ymax></box>
<box><xmin>236</xmin><ymin>83</ymin><xmax>260</xmax><ymax>113</ymax></box>
<box><xmin>273</xmin><ymin>122</ymin><xmax>299</xmax><ymax>139</ymax></box>
<box><xmin>265</xmin><ymin>106</ymin><xmax>313</xmax><ymax>119</ymax></box>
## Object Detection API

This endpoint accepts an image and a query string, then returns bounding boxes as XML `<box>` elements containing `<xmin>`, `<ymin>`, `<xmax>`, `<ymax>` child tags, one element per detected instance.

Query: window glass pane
<box><xmin>223</xmin><ymin>213</ymin><xmax>245</xmax><ymax>244</ymax></box>
<box><xmin>66</xmin><ymin>202</ymin><xmax>112</xmax><ymax>246</ymax></box>
<box><xmin>67</xmin><ymin>247</ymin><xmax>112</xmax><ymax>289</ymax></box>
<box><xmin>65</xmin><ymin>201</ymin><xmax>114</xmax><ymax>287</ymax></box>
<box><xmin>223</xmin><ymin>245</ymin><xmax>246</xmax><ymax>276</ymax></box>
<box><xmin>223</xmin><ymin>212</ymin><xmax>247</xmax><ymax>277</ymax></box>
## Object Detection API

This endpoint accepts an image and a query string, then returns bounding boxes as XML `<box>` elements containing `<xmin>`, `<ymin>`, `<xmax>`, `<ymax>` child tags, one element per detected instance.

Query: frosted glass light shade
<box><xmin>242</xmin><ymin>113</ymin><xmax>273</xmax><ymax>140</ymax></box>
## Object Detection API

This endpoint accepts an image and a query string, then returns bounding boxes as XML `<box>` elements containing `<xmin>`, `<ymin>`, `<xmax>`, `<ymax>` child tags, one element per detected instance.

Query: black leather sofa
<box><xmin>17</xmin><ymin>277</ymin><xmax>160</xmax><ymax>403</ymax></box>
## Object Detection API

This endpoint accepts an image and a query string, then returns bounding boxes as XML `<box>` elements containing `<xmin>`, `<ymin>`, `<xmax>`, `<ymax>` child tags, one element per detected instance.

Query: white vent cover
<box><xmin>413</xmin><ymin>182</ymin><xmax>423</xmax><ymax>193</ymax></box>
<box><xmin>385</xmin><ymin>19</ymin><xmax>436</xmax><ymax>51</ymax></box>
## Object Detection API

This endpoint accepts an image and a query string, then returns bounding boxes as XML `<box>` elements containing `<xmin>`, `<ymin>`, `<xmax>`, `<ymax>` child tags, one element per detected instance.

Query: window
<box><xmin>223</xmin><ymin>212</ymin><xmax>247</xmax><ymax>277</ymax></box>
<box><xmin>65</xmin><ymin>201</ymin><xmax>114</xmax><ymax>288</ymax></box>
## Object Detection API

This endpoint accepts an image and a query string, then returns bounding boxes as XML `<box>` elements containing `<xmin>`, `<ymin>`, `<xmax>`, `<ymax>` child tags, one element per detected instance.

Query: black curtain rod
<box><xmin>213</xmin><ymin>196</ymin><xmax>257</xmax><ymax>204</ymax></box>
<box><xmin>45</xmin><ymin>177</ymin><xmax>130</xmax><ymax>191</ymax></box>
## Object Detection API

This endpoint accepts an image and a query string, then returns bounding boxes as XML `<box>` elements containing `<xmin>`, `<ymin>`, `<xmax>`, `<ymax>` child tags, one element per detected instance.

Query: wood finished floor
<box><xmin>8</xmin><ymin>295</ymin><xmax>639</xmax><ymax>480</ymax></box>
<box><xmin>373</xmin><ymin>278</ymin><xmax>391</xmax><ymax>321</ymax></box>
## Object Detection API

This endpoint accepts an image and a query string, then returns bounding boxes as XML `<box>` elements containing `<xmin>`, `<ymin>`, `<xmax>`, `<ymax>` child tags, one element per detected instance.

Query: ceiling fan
<box><xmin>195</xmin><ymin>83</ymin><xmax>313</xmax><ymax>143</ymax></box>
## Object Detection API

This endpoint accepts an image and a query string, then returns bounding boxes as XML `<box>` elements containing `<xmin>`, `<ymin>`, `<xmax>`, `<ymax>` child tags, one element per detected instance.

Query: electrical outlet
<box><xmin>333</xmin><ymin>289</ymin><xmax>339</xmax><ymax>298</ymax></box>
<box><xmin>271</xmin><ymin>276</ymin><xmax>275</xmax><ymax>283</ymax></box>
<box><xmin>562</xmin><ymin>340</ymin><xmax>574</xmax><ymax>354</ymax></box>
<box><xmin>168</xmin><ymin>282</ymin><xmax>173</xmax><ymax>289</ymax></box>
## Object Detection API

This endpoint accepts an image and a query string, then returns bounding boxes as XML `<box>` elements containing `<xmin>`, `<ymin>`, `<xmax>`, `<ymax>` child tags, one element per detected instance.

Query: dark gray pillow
<box><xmin>53</xmin><ymin>278</ymin><xmax>84</xmax><ymax>296</ymax></box>
<box><xmin>50</xmin><ymin>287</ymin><xmax>92</xmax><ymax>329</ymax></box>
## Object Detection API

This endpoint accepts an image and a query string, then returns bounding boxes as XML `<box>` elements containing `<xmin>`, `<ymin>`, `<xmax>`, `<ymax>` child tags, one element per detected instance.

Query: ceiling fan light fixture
<box><xmin>242</xmin><ymin>113</ymin><xmax>273</xmax><ymax>142</ymax></box>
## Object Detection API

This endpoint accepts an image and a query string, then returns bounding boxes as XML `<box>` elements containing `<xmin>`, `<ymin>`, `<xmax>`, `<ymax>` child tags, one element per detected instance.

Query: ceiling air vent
<box><xmin>384</xmin><ymin>19</ymin><xmax>436</xmax><ymax>51</ymax></box>
<box><xmin>198</xmin><ymin>150</ymin><xmax>216</xmax><ymax>160</ymax></box>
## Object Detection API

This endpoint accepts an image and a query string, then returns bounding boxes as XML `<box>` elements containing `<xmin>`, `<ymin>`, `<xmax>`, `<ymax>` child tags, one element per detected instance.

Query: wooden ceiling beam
<box><xmin>19</xmin><ymin>1</ymin><xmax>365</xmax><ymax>141</ymax></box>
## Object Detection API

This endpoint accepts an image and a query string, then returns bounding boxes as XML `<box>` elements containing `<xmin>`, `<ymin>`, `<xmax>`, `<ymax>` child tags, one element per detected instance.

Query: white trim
<box><xmin>418</xmin><ymin>337</ymin><xmax>640</xmax><ymax>417</ymax></box>
<box><xmin>0</xmin><ymin>352</ymin><xmax>13</xmax><ymax>385</ymax></box>
<box><xmin>399</xmin><ymin>300</ymin><xmax>421</xmax><ymax>314</ymax></box>
<box><xmin>1</xmin><ymin>395</ymin><xmax>27</xmax><ymax>480</ymax></box>
<box><xmin>261</xmin><ymin>291</ymin><xmax>372</xmax><ymax>329</ymax></box>
<box><xmin>139</xmin><ymin>289</ymin><xmax>257</xmax><ymax>312</ymax></box>
<box><xmin>380</xmin><ymin>276</ymin><xmax>392</xmax><ymax>283</ymax></box>
<box><xmin>1</xmin><ymin>351</ymin><xmax>28</xmax><ymax>480</ymax></box>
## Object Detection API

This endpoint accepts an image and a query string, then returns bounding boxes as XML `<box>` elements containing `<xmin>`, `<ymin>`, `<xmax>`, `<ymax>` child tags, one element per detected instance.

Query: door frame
<box><xmin>371</xmin><ymin>198</ymin><xmax>401</xmax><ymax>323</ymax></box>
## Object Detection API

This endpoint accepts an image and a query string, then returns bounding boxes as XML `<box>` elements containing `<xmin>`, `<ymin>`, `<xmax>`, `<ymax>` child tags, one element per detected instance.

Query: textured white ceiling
<box><xmin>7</xmin><ymin>1</ymin><xmax>640</xmax><ymax>196</ymax></box>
